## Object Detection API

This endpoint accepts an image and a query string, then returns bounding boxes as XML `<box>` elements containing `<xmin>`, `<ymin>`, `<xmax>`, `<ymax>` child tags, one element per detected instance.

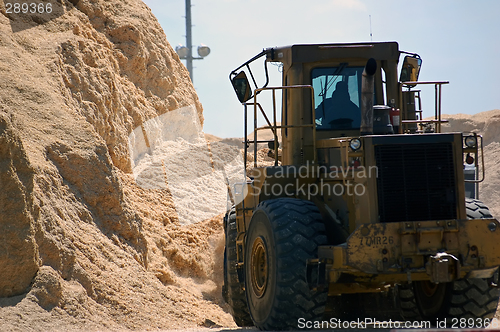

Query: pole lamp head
<box><xmin>197</xmin><ymin>44</ymin><xmax>211</xmax><ymax>58</ymax></box>
<box><xmin>175</xmin><ymin>45</ymin><xmax>189</xmax><ymax>59</ymax></box>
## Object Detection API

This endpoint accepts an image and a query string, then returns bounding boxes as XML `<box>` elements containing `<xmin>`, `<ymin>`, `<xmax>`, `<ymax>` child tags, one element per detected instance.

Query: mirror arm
<box><xmin>246</xmin><ymin>63</ymin><xmax>259</xmax><ymax>93</ymax></box>
<box><xmin>262</xmin><ymin>58</ymin><xmax>270</xmax><ymax>90</ymax></box>
<box><xmin>229</xmin><ymin>49</ymin><xmax>268</xmax><ymax>77</ymax></box>
<box><xmin>229</xmin><ymin>48</ymin><xmax>274</xmax><ymax>93</ymax></box>
<box><xmin>400</xmin><ymin>50</ymin><xmax>421</xmax><ymax>60</ymax></box>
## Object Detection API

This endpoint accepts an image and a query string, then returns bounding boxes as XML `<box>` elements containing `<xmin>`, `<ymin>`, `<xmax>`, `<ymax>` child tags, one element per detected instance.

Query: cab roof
<box><xmin>266</xmin><ymin>41</ymin><xmax>400</xmax><ymax>66</ymax></box>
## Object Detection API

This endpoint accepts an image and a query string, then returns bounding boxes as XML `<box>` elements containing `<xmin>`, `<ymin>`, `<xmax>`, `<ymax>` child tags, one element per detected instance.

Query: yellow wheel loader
<box><xmin>221</xmin><ymin>42</ymin><xmax>500</xmax><ymax>330</ymax></box>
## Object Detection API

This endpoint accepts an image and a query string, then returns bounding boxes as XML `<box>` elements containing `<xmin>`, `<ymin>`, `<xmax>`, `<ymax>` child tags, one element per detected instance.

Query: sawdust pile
<box><xmin>0</xmin><ymin>0</ymin><xmax>237</xmax><ymax>330</ymax></box>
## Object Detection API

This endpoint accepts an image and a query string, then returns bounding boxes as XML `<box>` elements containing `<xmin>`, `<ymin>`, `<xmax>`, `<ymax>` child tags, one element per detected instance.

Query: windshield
<box><xmin>312</xmin><ymin>66</ymin><xmax>364</xmax><ymax>130</ymax></box>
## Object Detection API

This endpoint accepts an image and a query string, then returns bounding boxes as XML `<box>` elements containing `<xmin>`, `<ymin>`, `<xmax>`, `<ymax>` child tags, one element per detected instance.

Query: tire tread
<box><xmin>251</xmin><ymin>198</ymin><xmax>327</xmax><ymax>330</ymax></box>
<box><xmin>223</xmin><ymin>209</ymin><xmax>253</xmax><ymax>327</ymax></box>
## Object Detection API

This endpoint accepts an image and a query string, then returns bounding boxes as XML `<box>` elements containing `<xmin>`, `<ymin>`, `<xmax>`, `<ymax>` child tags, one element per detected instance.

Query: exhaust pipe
<box><xmin>360</xmin><ymin>58</ymin><xmax>377</xmax><ymax>135</ymax></box>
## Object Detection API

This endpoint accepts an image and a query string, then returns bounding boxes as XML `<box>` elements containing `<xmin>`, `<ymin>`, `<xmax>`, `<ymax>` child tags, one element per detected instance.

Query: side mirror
<box><xmin>231</xmin><ymin>71</ymin><xmax>252</xmax><ymax>103</ymax></box>
<box><xmin>400</xmin><ymin>55</ymin><xmax>422</xmax><ymax>84</ymax></box>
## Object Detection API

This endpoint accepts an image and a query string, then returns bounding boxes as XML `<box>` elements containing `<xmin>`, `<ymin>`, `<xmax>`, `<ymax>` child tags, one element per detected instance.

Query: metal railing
<box><xmin>400</xmin><ymin>81</ymin><xmax>449</xmax><ymax>133</ymax></box>
<box><xmin>242</xmin><ymin>85</ymin><xmax>317</xmax><ymax>175</ymax></box>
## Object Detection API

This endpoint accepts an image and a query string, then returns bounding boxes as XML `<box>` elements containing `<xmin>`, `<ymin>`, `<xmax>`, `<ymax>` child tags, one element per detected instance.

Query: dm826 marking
<box><xmin>360</xmin><ymin>235</ymin><xmax>394</xmax><ymax>247</ymax></box>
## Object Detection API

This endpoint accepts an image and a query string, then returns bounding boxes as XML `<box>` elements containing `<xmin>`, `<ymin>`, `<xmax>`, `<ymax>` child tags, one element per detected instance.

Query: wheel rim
<box><xmin>419</xmin><ymin>281</ymin><xmax>439</xmax><ymax>297</ymax></box>
<box><xmin>414</xmin><ymin>280</ymin><xmax>448</xmax><ymax>318</ymax></box>
<box><xmin>250</xmin><ymin>236</ymin><xmax>268</xmax><ymax>298</ymax></box>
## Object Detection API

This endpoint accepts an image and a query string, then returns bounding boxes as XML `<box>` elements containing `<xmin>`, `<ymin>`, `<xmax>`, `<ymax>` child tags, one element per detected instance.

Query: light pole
<box><xmin>185</xmin><ymin>0</ymin><xmax>193</xmax><ymax>78</ymax></box>
<box><xmin>175</xmin><ymin>0</ymin><xmax>210</xmax><ymax>83</ymax></box>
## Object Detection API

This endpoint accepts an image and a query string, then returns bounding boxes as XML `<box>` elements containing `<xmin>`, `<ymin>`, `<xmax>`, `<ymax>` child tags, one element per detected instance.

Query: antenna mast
<box><xmin>369</xmin><ymin>15</ymin><xmax>373</xmax><ymax>41</ymax></box>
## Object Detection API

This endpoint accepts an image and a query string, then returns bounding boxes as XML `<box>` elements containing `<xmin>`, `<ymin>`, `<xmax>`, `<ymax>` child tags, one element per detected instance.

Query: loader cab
<box><xmin>270</xmin><ymin>42</ymin><xmax>400</xmax><ymax>164</ymax></box>
<box><xmin>230</xmin><ymin>42</ymin><xmax>408</xmax><ymax>165</ymax></box>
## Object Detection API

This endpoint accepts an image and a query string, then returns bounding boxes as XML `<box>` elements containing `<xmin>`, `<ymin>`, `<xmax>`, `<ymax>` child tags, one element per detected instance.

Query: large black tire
<box><xmin>399</xmin><ymin>278</ymin><xmax>499</xmax><ymax>322</ymax></box>
<box><xmin>244</xmin><ymin>198</ymin><xmax>328</xmax><ymax>330</ymax></box>
<box><xmin>222</xmin><ymin>209</ymin><xmax>253</xmax><ymax>327</ymax></box>
<box><xmin>398</xmin><ymin>199</ymin><xmax>499</xmax><ymax>322</ymax></box>
<box><xmin>466</xmin><ymin>198</ymin><xmax>493</xmax><ymax>219</ymax></box>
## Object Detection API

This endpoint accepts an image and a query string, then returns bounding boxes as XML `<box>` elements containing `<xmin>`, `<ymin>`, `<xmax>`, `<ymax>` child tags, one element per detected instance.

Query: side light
<box><xmin>350</xmin><ymin>138</ymin><xmax>362</xmax><ymax>151</ymax></box>
<box><xmin>464</xmin><ymin>135</ymin><xmax>477</xmax><ymax>148</ymax></box>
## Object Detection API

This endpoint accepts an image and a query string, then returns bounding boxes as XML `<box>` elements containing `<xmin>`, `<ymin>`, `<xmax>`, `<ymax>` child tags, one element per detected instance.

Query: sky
<box><xmin>143</xmin><ymin>0</ymin><xmax>500</xmax><ymax>138</ymax></box>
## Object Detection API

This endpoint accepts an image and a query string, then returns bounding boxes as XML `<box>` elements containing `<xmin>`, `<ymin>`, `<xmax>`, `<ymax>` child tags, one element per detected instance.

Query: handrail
<box><xmin>403</xmin><ymin>81</ymin><xmax>450</xmax><ymax>85</ymax></box>
<box><xmin>464</xmin><ymin>134</ymin><xmax>485</xmax><ymax>185</ymax></box>
<box><xmin>400</xmin><ymin>81</ymin><xmax>449</xmax><ymax>133</ymax></box>
<box><xmin>243</xmin><ymin>85</ymin><xmax>316</xmax><ymax>169</ymax></box>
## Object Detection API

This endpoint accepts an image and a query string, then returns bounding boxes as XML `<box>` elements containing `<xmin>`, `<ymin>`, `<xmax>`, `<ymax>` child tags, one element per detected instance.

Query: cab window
<box><xmin>312</xmin><ymin>66</ymin><xmax>364</xmax><ymax>130</ymax></box>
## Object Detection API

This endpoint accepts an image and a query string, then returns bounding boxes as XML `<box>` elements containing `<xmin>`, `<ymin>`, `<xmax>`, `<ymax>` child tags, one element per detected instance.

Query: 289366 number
<box><xmin>450</xmin><ymin>317</ymin><xmax>499</xmax><ymax>328</ymax></box>
<box><xmin>5</xmin><ymin>2</ymin><xmax>53</xmax><ymax>14</ymax></box>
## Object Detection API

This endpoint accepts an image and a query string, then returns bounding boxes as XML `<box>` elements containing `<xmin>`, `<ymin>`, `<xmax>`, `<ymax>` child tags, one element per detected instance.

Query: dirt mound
<box><xmin>442</xmin><ymin>110</ymin><xmax>500</xmax><ymax>146</ymax></box>
<box><xmin>0</xmin><ymin>0</ymin><xmax>235</xmax><ymax>330</ymax></box>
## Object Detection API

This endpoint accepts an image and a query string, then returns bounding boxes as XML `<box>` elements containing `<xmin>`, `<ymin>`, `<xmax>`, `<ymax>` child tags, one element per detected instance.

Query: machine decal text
<box><xmin>360</xmin><ymin>236</ymin><xmax>394</xmax><ymax>246</ymax></box>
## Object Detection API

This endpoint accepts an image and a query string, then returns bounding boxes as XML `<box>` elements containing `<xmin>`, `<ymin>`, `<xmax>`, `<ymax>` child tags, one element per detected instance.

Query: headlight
<box><xmin>350</xmin><ymin>138</ymin><xmax>362</xmax><ymax>151</ymax></box>
<box><xmin>464</xmin><ymin>135</ymin><xmax>477</xmax><ymax>148</ymax></box>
